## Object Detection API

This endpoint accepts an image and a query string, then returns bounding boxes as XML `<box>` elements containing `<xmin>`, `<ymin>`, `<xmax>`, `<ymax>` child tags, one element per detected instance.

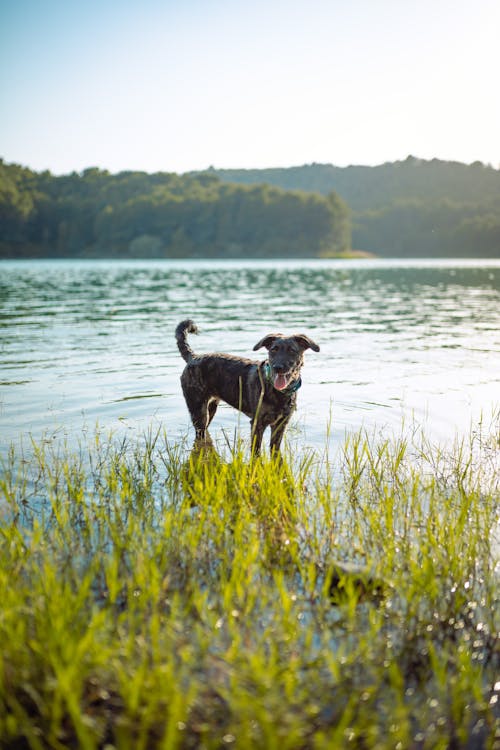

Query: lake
<box><xmin>1</xmin><ymin>258</ymin><xmax>499</xmax><ymax>458</ymax></box>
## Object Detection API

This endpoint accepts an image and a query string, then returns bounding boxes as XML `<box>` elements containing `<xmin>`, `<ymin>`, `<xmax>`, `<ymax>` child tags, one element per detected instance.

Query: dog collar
<box><xmin>262</xmin><ymin>362</ymin><xmax>302</xmax><ymax>394</ymax></box>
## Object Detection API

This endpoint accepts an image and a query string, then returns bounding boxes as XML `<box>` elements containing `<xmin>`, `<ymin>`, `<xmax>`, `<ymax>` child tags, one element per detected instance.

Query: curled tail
<box><xmin>175</xmin><ymin>319</ymin><xmax>198</xmax><ymax>363</ymax></box>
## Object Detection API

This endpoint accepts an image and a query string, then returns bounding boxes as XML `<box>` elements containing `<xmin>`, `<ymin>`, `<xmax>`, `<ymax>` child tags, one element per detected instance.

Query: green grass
<box><xmin>0</xmin><ymin>422</ymin><xmax>499</xmax><ymax>749</ymax></box>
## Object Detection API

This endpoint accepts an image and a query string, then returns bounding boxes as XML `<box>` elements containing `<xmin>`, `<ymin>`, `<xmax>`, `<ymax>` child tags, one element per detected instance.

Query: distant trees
<box><xmin>352</xmin><ymin>199</ymin><xmax>500</xmax><ymax>257</ymax></box>
<box><xmin>0</xmin><ymin>162</ymin><xmax>37</xmax><ymax>245</ymax></box>
<box><xmin>0</xmin><ymin>161</ymin><xmax>351</xmax><ymax>258</ymax></box>
<box><xmin>212</xmin><ymin>157</ymin><xmax>500</xmax><ymax>257</ymax></box>
<box><xmin>2</xmin><ymin>157</ymin><xmax>499</xmax><ymax>258</ymax></box>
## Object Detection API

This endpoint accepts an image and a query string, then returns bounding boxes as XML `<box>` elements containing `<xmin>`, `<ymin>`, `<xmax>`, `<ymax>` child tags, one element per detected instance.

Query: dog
<box><xmin>175</xmin><ymin>319</ymin><xmax>320</xmax><ymax>454</ymax></box>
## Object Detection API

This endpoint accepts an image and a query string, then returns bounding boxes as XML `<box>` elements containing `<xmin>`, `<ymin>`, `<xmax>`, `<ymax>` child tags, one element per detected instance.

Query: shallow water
<box><xmin>1</xmin><ymin>258</ymin><xmax>499</xmax><ymax>456</ymax></box>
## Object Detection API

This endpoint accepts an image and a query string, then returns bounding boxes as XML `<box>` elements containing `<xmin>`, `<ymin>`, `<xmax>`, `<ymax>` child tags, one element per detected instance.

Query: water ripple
<box><xmin>1</xmin><ymin>258</ymin><xmax>499</xmax><ymax>453</ymax></box>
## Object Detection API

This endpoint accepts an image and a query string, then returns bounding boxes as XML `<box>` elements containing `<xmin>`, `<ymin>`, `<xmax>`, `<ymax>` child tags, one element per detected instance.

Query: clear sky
<box><xmin>1</xmin><ymin>0</ymin><xmax>499</xmax><ymax>175</ymax></box>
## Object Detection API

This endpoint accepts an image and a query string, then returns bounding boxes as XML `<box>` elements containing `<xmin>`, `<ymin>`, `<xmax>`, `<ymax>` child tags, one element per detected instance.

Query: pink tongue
<box><xmin>274</xmin><ymin>372</ymin><xmax>288</xmax><ymax>391</ymax></box>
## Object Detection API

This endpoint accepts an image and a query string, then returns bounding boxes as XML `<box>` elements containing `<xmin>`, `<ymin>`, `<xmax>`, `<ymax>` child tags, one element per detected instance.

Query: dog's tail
<box><xmin>175</xmin><ymin>319</ymin><xmax>198</xmax><ymax>363</ymax></box>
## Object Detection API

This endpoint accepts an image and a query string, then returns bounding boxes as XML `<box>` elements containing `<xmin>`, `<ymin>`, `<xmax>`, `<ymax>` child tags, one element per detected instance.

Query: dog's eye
<box><xmin>270</xmin><ymin>345</ymin><xmax>279</xmax><ymax>352</ymax></box>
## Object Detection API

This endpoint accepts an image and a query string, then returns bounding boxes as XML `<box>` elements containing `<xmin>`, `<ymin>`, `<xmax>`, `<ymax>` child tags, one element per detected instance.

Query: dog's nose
<box><xmin>274</xmin><ymin>365</ymin><xmax>285</xmax><ymax>373</ymax></box>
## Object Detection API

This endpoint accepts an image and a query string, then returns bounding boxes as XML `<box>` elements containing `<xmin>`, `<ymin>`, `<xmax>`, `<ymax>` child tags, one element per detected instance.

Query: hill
<box><xmin>209</xmin><ymin>156</ymin><xmax>500</xmax><ymax>257</ymax></box>
<box><xmin>2</xmin><ymin>157</ymin><xmax>499</xmax><ymax>258</ymax></box>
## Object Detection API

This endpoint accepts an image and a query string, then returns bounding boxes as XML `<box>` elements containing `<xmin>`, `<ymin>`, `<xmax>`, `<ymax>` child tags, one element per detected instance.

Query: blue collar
<box><xmin>263</xmin><ymin>362</ymin><xmax>302</xmax><ymax>394</ymax></box>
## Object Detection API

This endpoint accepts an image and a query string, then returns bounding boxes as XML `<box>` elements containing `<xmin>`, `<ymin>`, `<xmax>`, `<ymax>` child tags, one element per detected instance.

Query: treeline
<box><xmin>0</xmin><ymin>161</ymin><xmax>350</xmax><ymax>259</ymax></box>
<box><xmin>353</xmin><ymin>199</ymin><xmax>500</xmax><ymax>257</ymax></box>
<box><xmin>3</xmin><ymin>157</ymin><xmax>499</xmax><ymax>259</ymax></box>
<box><xmin>211</xmin><ymin>156</ymin><xmax>500</xmax><ymax>257</ymax></box>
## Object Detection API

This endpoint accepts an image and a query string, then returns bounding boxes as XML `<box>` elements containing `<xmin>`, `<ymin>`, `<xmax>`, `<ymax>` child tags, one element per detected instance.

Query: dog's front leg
<box><xmin>250</xmin><ymin>418</ymin><xmax>265</xmax><ymax>456</ymax></box>
<box><xmin>269</xmin><ymin>414</ymin><xmax>291</xmax><ymax>455</ymax></box>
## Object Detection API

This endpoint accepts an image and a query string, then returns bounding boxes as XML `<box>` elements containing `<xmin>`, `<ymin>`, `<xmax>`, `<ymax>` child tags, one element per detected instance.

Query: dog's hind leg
<box><xmin>181</xmin><ymin>384</ymin><xmax>211</xmax><ymax>441</ymax></box>
<box><xmin>190</xmin><ymin>398</ymin><xmax>218</xmax><ymax>443</ymax></box>
<box><xmin>188</xmin><ymin>399</ymin><xmax>210</xmax><ymax>441</ymax></box>
<box><xmin>207</xmin><ymin>398</ymin><xmax>219</xmax><ymax>428</ymax></box>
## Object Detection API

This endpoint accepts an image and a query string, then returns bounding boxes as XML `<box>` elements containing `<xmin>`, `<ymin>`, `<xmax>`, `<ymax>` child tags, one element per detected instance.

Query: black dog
<box><xmin>175</xmin><ymin>319</ymin><xmax>320</xmax><ymax>454</ymax></box>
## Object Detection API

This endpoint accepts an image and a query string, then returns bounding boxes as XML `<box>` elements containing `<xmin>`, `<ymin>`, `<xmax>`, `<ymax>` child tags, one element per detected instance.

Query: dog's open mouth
<box><xmin>273</xmin><ymin>371</ymin><xmax>290</xmax><ymax>391</ymax></box>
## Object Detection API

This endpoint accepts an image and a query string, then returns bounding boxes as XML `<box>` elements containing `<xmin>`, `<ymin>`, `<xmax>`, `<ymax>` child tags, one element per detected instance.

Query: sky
<box><xmin>1</xmin><ymin>0</ymin><xmax>499</xmax><ymax>175</ymax></box>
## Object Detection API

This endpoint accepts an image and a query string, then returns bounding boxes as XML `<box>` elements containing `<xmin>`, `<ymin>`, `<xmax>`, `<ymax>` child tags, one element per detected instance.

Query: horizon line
<box><xmin>2</xmin><ymin>154</ymin><xmax>499</xmax><ymax>178</ymax></box>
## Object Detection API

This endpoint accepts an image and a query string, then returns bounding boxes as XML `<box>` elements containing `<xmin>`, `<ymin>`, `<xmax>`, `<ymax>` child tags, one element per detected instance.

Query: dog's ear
<box><xmin>253</xmin><ymin>334</ymin><xmax>282</xmax><ymax>351</ymax></box>
<box><xmin>292</xmin><ymin>334</ymin><xmax>320</xmax><ymax>352</ymax></box>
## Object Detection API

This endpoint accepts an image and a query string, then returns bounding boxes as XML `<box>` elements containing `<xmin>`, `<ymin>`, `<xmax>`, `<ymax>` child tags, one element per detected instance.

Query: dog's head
<box><xmin>253</xmin><ymin>333</ymin><xmax>320</xmax><ymax>391</ymax></box>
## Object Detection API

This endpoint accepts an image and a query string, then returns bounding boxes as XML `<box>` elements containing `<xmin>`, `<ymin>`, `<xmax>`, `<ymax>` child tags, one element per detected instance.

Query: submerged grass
<box><xmin>0</xmin><ymin>423</ymin><xmax>499</xmax><ymax>749</ymax></box>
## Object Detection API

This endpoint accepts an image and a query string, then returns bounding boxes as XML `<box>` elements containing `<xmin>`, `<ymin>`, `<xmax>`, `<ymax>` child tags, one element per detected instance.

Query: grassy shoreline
<box><xmin>1</xmin><ymin>425</ymin><xmax>499</xmax><ymax>749</ymax></box>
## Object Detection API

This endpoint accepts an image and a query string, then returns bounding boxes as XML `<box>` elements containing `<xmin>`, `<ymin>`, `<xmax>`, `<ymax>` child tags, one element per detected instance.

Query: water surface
<box><xmin>1</xmin><ymin>258</ymin><xmax>499</xmax><ymax>456</ymax></box>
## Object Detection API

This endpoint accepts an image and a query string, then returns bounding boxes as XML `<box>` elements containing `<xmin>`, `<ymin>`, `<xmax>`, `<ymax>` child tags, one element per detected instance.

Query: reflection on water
<box><xmin>0</xmin><ymin>258</ymin><xmax>499</xmax><ymax>454</ymax></box>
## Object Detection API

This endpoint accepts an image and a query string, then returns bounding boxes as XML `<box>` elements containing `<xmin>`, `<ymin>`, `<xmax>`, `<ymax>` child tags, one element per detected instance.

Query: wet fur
<box><xmin>175</xmin><ymin>319</ymin><xmax>319</xmax><ymax>454</ymax></box>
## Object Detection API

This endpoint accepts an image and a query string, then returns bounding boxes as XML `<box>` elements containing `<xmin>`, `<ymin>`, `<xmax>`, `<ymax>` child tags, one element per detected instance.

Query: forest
<box><xmin>211</xmin><ymin>156</ymin><xmax>500</xmax><ymax>257</ymax></box>
<box><xmin>1</xmin><ymin>156</ymin><xmax>499</xmax><ymax>258</ymax></box>
<box><xmin>0</xmin><ymin>161</ymin><xmax>349</xmax><ymax>259</ymax></box>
